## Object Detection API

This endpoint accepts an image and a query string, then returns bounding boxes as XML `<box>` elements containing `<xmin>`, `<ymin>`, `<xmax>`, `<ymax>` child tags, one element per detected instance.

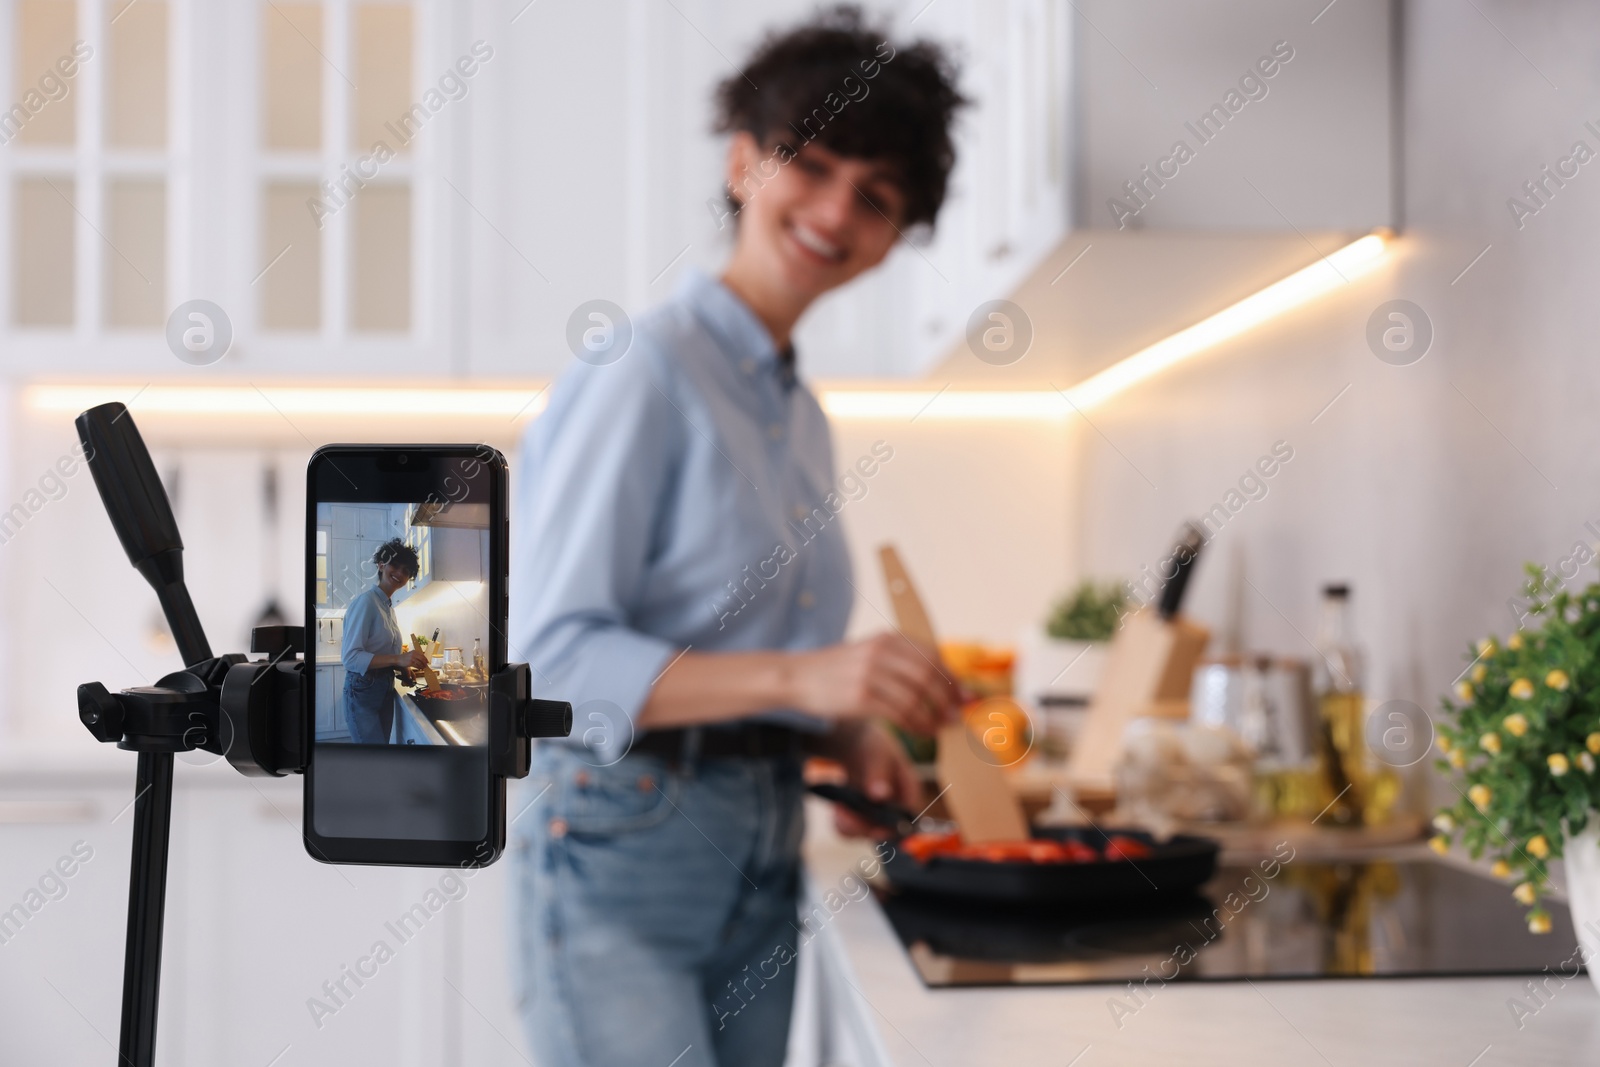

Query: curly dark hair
<box><xmin>713</xmin><ymin>5</ymin><xmax>967</xmax><ymax>228</ymax></box>
<box><xmin>372</xmin><ymin>537</ymin><xmax>419</xmax><ymax>579</ymax></box>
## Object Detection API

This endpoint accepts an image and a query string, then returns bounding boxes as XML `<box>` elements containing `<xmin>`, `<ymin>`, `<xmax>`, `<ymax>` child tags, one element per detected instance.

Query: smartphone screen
<box><xmin>304</xmin><ymin>445</ymin><xmax>508</xmax><ymax>866</ymax></box>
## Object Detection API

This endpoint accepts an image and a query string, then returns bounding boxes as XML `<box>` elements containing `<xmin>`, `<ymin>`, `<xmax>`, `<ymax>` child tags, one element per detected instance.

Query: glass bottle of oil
<box><xmin>1313</xmin><ymin>584</ymin><xmax>1396</xmax><ymax>826</ymax></box>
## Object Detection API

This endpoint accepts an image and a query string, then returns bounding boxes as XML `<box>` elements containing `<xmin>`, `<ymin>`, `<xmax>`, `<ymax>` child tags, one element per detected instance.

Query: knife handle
<box><xmin>1157</xmin><ymin>523</ymin><xmax>1206</xmax><ymax>620</ymax></box>
<box><xmin>805</xmin><ymin>782</ymin><xmax>917</xmax><ymax>838</ymax></box>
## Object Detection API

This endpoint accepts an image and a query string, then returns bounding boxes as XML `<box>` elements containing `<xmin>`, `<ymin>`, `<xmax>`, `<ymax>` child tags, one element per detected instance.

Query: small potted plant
<box><xmin>1431</xmin><ymin>565</ymin><xmax>1600</xmax><ymax>992</ymax></box>
<box><xmin>1016</xmin><ymin>579</ymin><xmax>1129</xmax><ymax>710</ymax></box>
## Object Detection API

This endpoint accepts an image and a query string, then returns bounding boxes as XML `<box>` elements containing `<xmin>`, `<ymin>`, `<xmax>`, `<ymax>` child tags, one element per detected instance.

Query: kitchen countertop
<box><xmin>796</xmin><ymin>798</ymin><xmax>1600</xmax><ymax>1067</ymax></box>
<box><xmin>11</xmin><ymin>752</ymin><xmax>1597</xmax><ymax>1064</ymax></box>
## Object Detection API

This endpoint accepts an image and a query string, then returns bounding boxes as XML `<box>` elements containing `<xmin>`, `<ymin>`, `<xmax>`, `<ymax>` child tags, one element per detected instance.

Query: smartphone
<box><xmin>304</xmin><ymin>445</ymin><xmax>508</xmax><ymax>866</ymax></box>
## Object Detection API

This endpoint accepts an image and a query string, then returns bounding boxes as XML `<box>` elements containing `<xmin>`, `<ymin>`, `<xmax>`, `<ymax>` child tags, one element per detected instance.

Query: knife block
<box><xmin>1065</xmin><ymin>609</ymin><xmax>1210</xmax><ymax>797</ymax></box>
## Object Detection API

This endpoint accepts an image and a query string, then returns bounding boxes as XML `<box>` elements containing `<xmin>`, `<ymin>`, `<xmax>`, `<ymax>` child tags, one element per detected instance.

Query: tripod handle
<box><xmin>75</xmin><ymin>403</ymin><xmax>212</xmax><ymax>665</ymax></box>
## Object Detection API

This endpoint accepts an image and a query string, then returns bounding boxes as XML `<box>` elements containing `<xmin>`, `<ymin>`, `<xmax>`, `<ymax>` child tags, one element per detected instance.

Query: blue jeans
<box><xmin>512</xmin><ymin>743</ymin><xmax>805</xmax><ymax>1067</ymax></box>
<box><xmin>343</xmin><ymin>670</ymin><xmax>395</xmax><ymax>743</ymax></box>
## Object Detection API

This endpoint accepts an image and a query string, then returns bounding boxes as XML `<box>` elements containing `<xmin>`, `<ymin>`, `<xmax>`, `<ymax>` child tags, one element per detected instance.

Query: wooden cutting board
<box><xmin>878</xmin><ymin>545</ymin><xmax>1030</xmax><ymax>844</ymax></box>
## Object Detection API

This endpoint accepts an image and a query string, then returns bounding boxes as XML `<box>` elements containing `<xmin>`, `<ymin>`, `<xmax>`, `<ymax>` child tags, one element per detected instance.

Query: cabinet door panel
<box><xmin>173</xmin><ymin>776</ymin><xmax>448</xmax><ymax>1065</ymax></box>
<box><xmin>358</xmin><ymin>507</ymin><xmax>393</xmax><ymax>542</ymax></box>
<box><xmin>329</xmin><ymin>537</ymin><xmax>368</xmax><ymax>608</ymax></box>
<box><xmin>331</xmin><ymin>506</ymin><xmax>361</xmax><ymax>539</ymax></box>
<box><xmin>0</xmin><ymin>785</ymin><xmax>141</xmax><ymax>1065</ymax></box>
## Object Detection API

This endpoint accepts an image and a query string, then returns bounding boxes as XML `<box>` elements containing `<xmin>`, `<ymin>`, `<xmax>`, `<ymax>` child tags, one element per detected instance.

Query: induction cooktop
<box><xmin>880</xmin><ymin>855</ymin><xmax>1587</xmax><ymax>988</ymax></box>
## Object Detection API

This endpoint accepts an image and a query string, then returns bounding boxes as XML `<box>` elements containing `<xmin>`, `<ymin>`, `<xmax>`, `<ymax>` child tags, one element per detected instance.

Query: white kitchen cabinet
<box><xmin>0</xmin><ymin>777</ymin><xmax>137</xmax><ymax>1066</ymax></box>
<box><xmin>398</xmin><ymin>523</ymin><xmax>432</xmax><ymax>602</ymax></box>
<box><xmin>3</xmin><ymin>766</ymin><xmax>914</xmax><ymax>1066</ymax></box>
<box><xmin>795</xmin><ymin>0</ymin><xmax>1074</xmax><ymax>378</ymax></box>
<box><xmin>315</xmin><ymin>662</ymin><xmax>347</xmax><ymax>741</ymax></box>
<box><xmin>571</xmin><ymin>0</ymin><xmax>1073</xmax><ymax>381</ymax></box>
<box><xmin>0</xmin><ymin>0</ymin><xmax>1069</xmax><ymax>380</ymax></box>
<box><xmin>175</xmin><ymin>772</ymin><xmax>456</xmax><ymax>1067</ymax></box>
<box><xmin>0</xmin><ymin>764</ymin><xmax>533</xmax><ymax>1066</ymax></box>
<box><xmin>325</xmin><ymin>503</ymin><xmax>402</xmax><ymax>609</ymax></box>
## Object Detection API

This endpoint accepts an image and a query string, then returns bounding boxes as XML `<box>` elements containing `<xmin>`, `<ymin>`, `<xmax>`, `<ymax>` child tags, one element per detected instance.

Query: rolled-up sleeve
<box><xmin>510</xmin><ymin>355</ymin><xmax>684</xmax><ymax>728</ymax></box>
<box><xmin>341</xmin><ymin>591</ymin><xmax>378</xmax><ymax>675</ymax></box>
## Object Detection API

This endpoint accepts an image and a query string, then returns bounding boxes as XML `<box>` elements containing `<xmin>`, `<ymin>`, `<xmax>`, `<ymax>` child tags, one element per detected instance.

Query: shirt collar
<box><xmin>677</xmin><ymin>267</ymin><xmax>797</xmax><ymax>390</ymax></box>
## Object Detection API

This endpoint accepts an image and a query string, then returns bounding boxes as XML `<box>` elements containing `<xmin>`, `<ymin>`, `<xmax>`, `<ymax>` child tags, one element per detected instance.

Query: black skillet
<box><xmin>807</xmin><ymin>782</ymin><xmax>1220</xmax><ymax>906</ymax></box>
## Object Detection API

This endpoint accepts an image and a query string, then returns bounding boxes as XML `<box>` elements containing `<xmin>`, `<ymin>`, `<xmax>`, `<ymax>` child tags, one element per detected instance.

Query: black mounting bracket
<box><xmin>80</xmin><ymin>624</ymin><xmax>572</xmax><ymax>778</ymax></box>
<box><xmin>489</xmin><ymin>662</ymin><xmax>573</xmax><ymax>777</ymax></box>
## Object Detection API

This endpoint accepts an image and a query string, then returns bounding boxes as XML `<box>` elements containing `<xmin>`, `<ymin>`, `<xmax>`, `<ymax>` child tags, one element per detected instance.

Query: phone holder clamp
<box><xmin>489</xmin><ymin>662</ymin><xmax>573</xmax><ymax>778</ymax></box>
<box><xmin>80</xmin><ymin>625</ymin><xmax>573</xmax><ymax>778</ymax></box>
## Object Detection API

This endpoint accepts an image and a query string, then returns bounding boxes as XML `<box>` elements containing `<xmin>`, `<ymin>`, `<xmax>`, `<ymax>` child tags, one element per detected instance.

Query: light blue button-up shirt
<box><xmin>510</xmin><ymin>268</ymin><xmax>855</xmax><ymax>740</ymax></box>
<box><xmin>342</xmin><ymin>583</ymin><xmax>401</xmax><ymax>675</ymax></box>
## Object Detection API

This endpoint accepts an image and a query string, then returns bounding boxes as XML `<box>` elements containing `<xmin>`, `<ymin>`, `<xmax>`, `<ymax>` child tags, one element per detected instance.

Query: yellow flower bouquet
<box><xmin>1433</xmin><ymin>565</ymin><xmax>1600</xmax><ymax>934</ymax></box>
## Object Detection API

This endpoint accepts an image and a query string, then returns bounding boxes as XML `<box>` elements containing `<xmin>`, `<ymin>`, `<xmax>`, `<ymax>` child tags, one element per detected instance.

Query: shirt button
<box><xmin>548</xmin><ymin>817</ymin><xmax>568</xmax><ymax>839</ymax></box>
<box><xmin>768</xmin><ymin>423</ymin><xmax>784</xmax><ymax>440</ymax></box>
<box><xmin>799</xmin><ymin>591</ymin><xmax>816</xmax><ymax>609</ymax></box>
<box><xmin>792</xmin><ymin>505</ymin><xmax>809</xmax><ymax>521</ymax></box>
<box><xmin>740</xmin><ymin>358</ymin><xmax>758</xmax><ymax>374</ymax></box>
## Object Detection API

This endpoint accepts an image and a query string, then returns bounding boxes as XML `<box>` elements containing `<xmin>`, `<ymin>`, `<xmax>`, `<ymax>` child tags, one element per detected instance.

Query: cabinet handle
<box><xmin>0</xmin><ymin>800</ymin><xmax>98</xmax><ymax>824</ymax></box>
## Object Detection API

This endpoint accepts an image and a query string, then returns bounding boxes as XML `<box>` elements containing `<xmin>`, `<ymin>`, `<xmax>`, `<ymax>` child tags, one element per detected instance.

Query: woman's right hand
<box><xmin>788</xmin><ymin>633</ymin><xmax>961</xmax><ymax>736</ymax></box>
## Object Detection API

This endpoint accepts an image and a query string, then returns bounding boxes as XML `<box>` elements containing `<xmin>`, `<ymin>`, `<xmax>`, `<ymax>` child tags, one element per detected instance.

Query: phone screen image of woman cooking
<box><xmin>314</xmin><ymin>507</ymin><xmax>493</xmax><ymax>748</ymax></box>
<box><xmin>509</xmin><ymin>9</ymin><xmax>966</xmax><ymax>1067</ymax></box>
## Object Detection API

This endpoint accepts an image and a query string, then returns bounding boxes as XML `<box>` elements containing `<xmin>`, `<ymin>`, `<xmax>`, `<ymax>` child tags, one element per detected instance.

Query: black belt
<box><xmin>632</xmin><ymin>724</ymin><xmax>807</xmax><ymax>763</ymax></box>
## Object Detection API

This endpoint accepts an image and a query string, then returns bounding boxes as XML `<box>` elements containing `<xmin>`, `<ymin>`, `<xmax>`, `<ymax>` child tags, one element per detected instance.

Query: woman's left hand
<box><xmin>829</xmin><ymin>720</ymin><xmax>923</xmax><ymax>839</ymax></box>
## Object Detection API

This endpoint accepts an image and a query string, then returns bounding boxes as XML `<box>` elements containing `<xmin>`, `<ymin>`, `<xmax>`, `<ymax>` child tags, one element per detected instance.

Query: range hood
<box><xmin>411</xmin><ymin>502</ymin><xmax>490</xmax><ymax>529</ymax></box>
<box><xmin>936</xmin><ymin>0</ymin><xmax>1399</xmax><ymax>385</ymax></box>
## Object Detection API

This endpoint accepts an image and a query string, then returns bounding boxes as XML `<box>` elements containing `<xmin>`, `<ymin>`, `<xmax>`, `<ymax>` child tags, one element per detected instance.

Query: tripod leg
<box><xmin>119</xmin><ymin>751</ymin><xmax>174</xmax><ymax>1067</ymax></box>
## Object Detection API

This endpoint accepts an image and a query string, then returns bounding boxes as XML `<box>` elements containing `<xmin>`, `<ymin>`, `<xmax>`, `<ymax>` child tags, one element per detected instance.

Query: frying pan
<box><xmin>881</xmin><ymin>885</ymin><xmax>1217</xmax><ymax>964</ymax></box>
<box><xmin>809</xmin><ymin>782</ymin><xmax>1219</xmax><ymax>906</ymax></box>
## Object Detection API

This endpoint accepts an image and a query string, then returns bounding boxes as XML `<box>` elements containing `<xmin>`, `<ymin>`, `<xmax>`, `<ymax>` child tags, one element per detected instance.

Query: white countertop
<box><xmin>797</xmin><ymin>800</ymin><xmax>1600</xmax><ymax>1067</ymax></box>
<box><xmin>11</xmin><ymin>752</ymin><xmax>1598</xmax><ymax>1064</ymax></box>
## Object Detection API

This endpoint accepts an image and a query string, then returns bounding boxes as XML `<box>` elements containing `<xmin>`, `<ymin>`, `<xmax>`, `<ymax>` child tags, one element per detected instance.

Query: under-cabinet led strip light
<box><xmin>25</xmin><ymin>233</ymin><xmax>1386</xmax><ymax>423</ymax></box>
<box><xmin>820</xmin><ymin>231</ymin><xmax>1388</xmax><ymax>419</ymax></box>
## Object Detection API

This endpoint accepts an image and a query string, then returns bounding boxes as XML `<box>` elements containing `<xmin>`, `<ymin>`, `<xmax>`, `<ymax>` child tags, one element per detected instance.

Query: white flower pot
<box><xmin>1015</xmin><ymin>632</ymin><xmax>1108</xmax><ymax>705</ymax></box>
<box><xmin>1566</xmin><ymin>818</ymin><xmax>1600</xmax><ymax>999</ymax></box>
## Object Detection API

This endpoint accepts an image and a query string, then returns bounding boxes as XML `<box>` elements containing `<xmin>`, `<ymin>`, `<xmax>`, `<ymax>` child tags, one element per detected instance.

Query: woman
<box><xmin>511</xmin><ymin>10</ymin><xmax>966</xmax><ymax>1066</ymax></box>
<box><xmin>341</xmin><ymin>537</ymin><xmax>428</xmax><ymax>744</ymax></box>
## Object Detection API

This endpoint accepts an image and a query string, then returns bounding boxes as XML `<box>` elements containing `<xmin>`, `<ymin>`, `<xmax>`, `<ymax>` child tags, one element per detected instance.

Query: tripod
<box><xmin>71</xmin><ymin>402</ymin><xmax>571</xmax><ymax>1067</ymax></box>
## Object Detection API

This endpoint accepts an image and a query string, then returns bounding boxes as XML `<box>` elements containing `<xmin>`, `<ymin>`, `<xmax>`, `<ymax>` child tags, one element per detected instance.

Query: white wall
<box><xmin>831</xmin><ymin>417</ymin><xmax>1076</xmax><ymax>646</ymax></box>
<box><xmin>1071</xmin><ymin>0</ymin><xmax>1600</xmax><ymax>723</ymax></box>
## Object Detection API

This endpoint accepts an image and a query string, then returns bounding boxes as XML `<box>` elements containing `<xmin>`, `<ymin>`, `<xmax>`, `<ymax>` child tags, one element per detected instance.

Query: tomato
<box><xmin>948</xmin><ymin>839</ymin><xmax>1066</xmax><ymax>864</ymax></box>
<box><xmin>902</xmin><ymin>832</ymin><xmax>962</xmax><ymax>862</ymax></box>
<box><xmin>1058</xmin><ymin>839</ymin><xmax>1100</xmax><ymax>863</ymax></box>
<box><xmin>916</xmin><ymin>834</ymin><xmax>1159</xmax><ymax>865</ymax></box>
<box><xmin>1102</xmin><ymin>835</ymin><xmax>1153</xmax><ymax>861</ymax></box>
<box><xmin>952</xmin><ymin>840</ymin><xmax>1025</xmax><ymax>862</ymax></box>
<box><xmin>1022</xmin><ymin>841</ymin><xmax>1068</xmax><ymax>863</ymax></box>
<box><xmin>972</xmin><ymin>844</ymin><xmax>1024</xmax><ymax>863</ymax></box>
